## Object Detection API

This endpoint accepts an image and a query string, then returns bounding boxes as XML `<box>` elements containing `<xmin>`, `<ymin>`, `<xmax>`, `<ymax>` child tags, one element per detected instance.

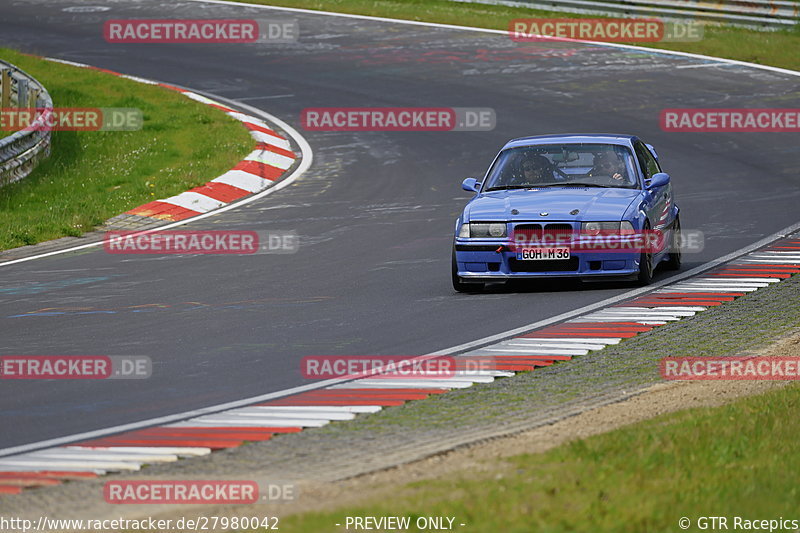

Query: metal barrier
<box><xmin>455</xmin><ymin>0</ymin><xmax>800</xmax><ymax>28</ymax></box>
<box><xmin>0</xmin><ymin>60</ymin><xmax>53</xmax><ymax>188</ymax></box>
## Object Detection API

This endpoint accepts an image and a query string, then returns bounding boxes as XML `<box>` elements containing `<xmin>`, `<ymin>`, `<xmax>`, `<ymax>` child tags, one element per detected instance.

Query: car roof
<box><xmin>502</xmin><ymin>134</ymin><xmax>638</xmax><ymax>150</ymax></box>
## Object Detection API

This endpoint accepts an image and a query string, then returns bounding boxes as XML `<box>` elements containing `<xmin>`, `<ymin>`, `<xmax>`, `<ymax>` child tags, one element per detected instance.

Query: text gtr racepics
<box><xmin>452</xmin><ymin>134</ymin><xmax>681</xmax><ymax>291</ymax></box>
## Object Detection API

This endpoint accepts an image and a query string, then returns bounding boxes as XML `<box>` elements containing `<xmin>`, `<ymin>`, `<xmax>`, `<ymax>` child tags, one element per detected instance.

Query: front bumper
<box><xmin>454</xmin><ymin>241</ymin><xmax>640</xmax><ymax>280</ymax></box>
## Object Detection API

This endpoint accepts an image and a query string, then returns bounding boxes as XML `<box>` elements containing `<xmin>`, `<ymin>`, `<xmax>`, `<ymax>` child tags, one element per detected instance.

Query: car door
<box><xmin>634</xmin><ymin>141</ymin><xmax>672</xmax><ymax>232</ymax></box>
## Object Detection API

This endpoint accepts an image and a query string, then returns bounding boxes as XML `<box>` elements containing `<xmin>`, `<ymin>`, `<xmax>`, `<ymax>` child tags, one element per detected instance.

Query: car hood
<box><xmin>466</xmin><ymin>188</ymin><xmax>641</xmax><ymax>222</ymax></box>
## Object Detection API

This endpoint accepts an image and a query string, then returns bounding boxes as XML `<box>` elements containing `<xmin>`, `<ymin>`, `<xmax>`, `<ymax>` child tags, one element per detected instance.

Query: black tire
<box><xmin>663</xmin><ymin>215</ymin><xmax>682</xmax><ymax>271</ymax></box>
<box><xmin>637</xmin><ymin>221</ymin><xmax>654</xmax><ymax>285</ymax></box>
<box><xmin>452</xmin><ymin>247</ymin><xmax>483</xmax><ymax>292</ymax></box>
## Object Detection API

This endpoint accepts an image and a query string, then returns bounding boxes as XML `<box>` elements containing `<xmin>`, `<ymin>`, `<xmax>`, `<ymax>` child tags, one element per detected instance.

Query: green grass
<box><xmin>278</xmin><ymin>383</ymin><xmax>800</xmax><ymax>532</ymax></box>
<box><xmin>0</xmin><ymin>48</ymin><xmax>252</xmax><ymax>250</ymax></box>
<box><xmin>233</xmin><ymin>0</ymin><xmax>800</xmax><ymax>71</ymax></box>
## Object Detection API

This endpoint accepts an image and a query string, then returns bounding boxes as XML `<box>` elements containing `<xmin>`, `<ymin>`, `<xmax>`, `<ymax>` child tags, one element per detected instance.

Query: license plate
<box><xmin>517</xmin><ymin>247</ymin><xmax>571</xmax><ymax>260</ymax></box>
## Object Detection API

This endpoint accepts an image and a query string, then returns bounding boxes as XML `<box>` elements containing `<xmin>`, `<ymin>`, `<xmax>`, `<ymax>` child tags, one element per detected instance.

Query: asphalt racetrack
<box><xmin>1</xmin><ymin>0</ymin><xmax>799</xmax><ymax>450</ymax></box>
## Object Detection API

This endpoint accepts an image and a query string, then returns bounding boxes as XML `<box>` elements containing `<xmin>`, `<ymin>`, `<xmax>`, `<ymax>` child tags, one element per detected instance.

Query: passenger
<box><xmin>589</xmin><ymin>151</ymin><xmax>627</xmax><ymax>182</ymax></box>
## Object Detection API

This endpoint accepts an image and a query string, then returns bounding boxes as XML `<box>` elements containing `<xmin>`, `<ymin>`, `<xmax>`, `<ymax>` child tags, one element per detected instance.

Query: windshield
<box><xmin>483</xmin><ymin>143</ymin><xmax>640</xmax><ymax>191</ymax></box>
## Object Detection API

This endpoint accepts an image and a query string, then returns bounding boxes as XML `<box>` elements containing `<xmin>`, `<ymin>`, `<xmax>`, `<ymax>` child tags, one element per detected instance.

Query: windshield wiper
<box><xmin>485</xmin><ymin>184</ymin><xmax>560</xmax><ymax>191</ymax></box>
<box><xmin>560</xmin><ymin>183</ymin><xmax>613</xmax><ymax>188</ymax></box>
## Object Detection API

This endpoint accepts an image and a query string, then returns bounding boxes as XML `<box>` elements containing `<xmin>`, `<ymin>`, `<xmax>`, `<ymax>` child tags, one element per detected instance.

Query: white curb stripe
<box><xmin>695</xmin><ymin>277</ymin><xmax>780</xmax><ymax>283</ymax></box>
<box><xmin>160</xmin><ymin>191</ymin><xmax>227</xmax><ymax>212</ymax></box>
<box><xmin>477</xmin><ymin>346</ymin><xmax>589</xmax><ymax>356</ymax></box>
<box><xmin>165</xmin><ymin>420</ymin><xmax>319</xmax><ymax>428</ymax></box>
<box><xmin>75</xmin><ymin>446</ymin><xmax>211</xmax><ymax>456</ymax></box>
<box><xmin>499</xmin><ymin>340</ymin><xmax>608</xmax><ymax>350</ymax></box>
<box><xmin>211</xmin><ymin>170</ymin><xmax>272</xmax><ymax>192</ymax></box>
<box><xmin>183</xmin><ymin>416</ymin><xmax>330</xmax><ymax>427</ymax></box>
<box><xmin>0</xmin><ymin>459</ymin><xmax>140</xmax><ymax>470</ymax></box>
<box><xmin>222</xmin><ymin>409</ymin><xmax>355</xmax><ymax>421</ymax></box>
<box><xmin>26</xmin><ymin>450</ymin><xmax>177</xmax><ymax>463</ymax></box>
<box><xmin>0</xmin><ymin>466</ymin><xmax>107</xmax><ymax>474</ymax></box>
<box><xmin>252</xmin><ymin>405</ymin><xmax>383</xmax><ymax>413</ymax></box>
<box><xmin>118</xmin><ymin>74</ymin><xmax>158</xmax><ymax>85</ymax></box>
<box><xmin>249</xmin><ymin>130</ymin><xmax>293</xmax><ymax>149</ymax></box>
<box><xmin>244</xmin><ymin>149</ymin><xmax>295</xmax><ymax>169</ymax></box>
<box><xmin>183</xmin><ymin>91</ymin><xmax>229</xmax><ymax>108</ymax></box>
<box><xmin>509</xmin><ymin>337</ymin><xmax>623</xmax><ymax>344</ymax></box>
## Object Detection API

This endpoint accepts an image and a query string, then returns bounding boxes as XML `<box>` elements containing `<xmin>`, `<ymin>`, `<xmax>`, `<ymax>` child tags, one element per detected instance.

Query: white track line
<box><xmin>0</xmin><ymin>90</ymin><xmax>313</xmax><ymax>269</ymax></box>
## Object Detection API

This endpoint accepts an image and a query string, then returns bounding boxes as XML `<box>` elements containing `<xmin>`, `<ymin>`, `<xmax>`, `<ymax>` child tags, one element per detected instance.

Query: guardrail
<box><xmin>0</xmin><ymin>60</ymin><xmax>53</xmax><ymax>188</ymax></box>
<box><xmin>455</xmin><ymin>0</ymin><xmax>800</xmax><ymax>28</ymax></box>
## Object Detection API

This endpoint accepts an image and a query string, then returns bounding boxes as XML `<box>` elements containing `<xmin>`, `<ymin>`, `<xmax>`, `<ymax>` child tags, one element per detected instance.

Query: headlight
<box><xmin>469</xmin><ymin>222</ymin><xmax>507</xmax><ymax>238</ymax></box>
<box><xmin>581</xmin><ymin>221</ymin><xmax>620</xmax><ymax>234</ymax></box>
<box><xmin>458</xmin><ymin>223</ymin><xmax>470</xmax><ymax>238</ymax></box>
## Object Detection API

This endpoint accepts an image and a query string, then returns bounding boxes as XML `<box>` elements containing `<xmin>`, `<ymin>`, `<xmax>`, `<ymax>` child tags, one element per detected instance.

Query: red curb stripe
<box><xmin>709</xmin><ymin>272</ymin><xmax>791</xmax><ymax>279</ymax></box>
<box><xmin>717</xmin><ymin>267</ymin><xmax>800</xmax><ymax>272</ymax></box>
<box><xmin>262</xmin><ymin>399</ymin><xmax>407</xmax><ymax>407</ymax></box>
<box><xmin>243</xmin><ymin>121</ymin><xmax>280</xmax><ymax>137</ymax></box>
<box><xmin>0</xmin><ymin>485</ymin><xmax>22</xmax><ymax>494</ymax></box>
<box><xmin>188</xmin><ymin>182</ymin><xmax>250</xmax><ymax>203</ymax></box>
<box><xmin>647</xmin><ymin>292</ymin><xmax>745</xmax><ymax>297</ymax></box>
<box><xmin>127</xmin><ymin>201</ymin><xmax>202</xmax><ymax>221</ymax></box>
<box><xmin>296</xmin><ymin>388</ymin><xmax>450</xmax><ymax>396</ymax></box>
<box><xmin>147</xmin><ymin>427</ymin><xmax>301</xmax><ymax>434</ymax></box>
<box><xmin>232</xmin><ymin>160</ymin><xmax>284</xmax><ymax>181</ymax></box>
<box><xmin>290</xmin><ymin>392</ymin><xmax>431</xmax><ymax>400</ymax></box>
<box><xmin>619</xmin><ymin>300</ymin><xmax>723</xmax><ymax>307</ymax></box>
<box><xmin>256</xmin><ymin>143</ymin><xmax>296</xmax><ymax>158</ymax></box>
<box><xmin>0</xmin><ymin>478</ymin><xmax>61</xmax><ymax>487</ymax></box>
<box><xmin>158</xmin><ymin>83</ymin><xmax>187</xmax><ymax>92</ymax></box>
<box><xmin>86</xmin><ymin>66</ymin><xmax>121</xmax><ymax>76</ymax></box>
<box><xmin>523</xmin><ymin>331</ymin><xmax>641</xmax><ymax>338</ymax></box>
<box><xmin>541</xmin><ymin>325</ymin><xmax>653</xmax><ymax>332</ymax></box>
<box><xmin>98</xmin><ymin>429</ymin><xmax>275</xmax><ymax>441</ymax></box>
<box><xmin>76</xmin><ymin>438</ymin><xmax>242</xmax><ymax>449</ymax></box>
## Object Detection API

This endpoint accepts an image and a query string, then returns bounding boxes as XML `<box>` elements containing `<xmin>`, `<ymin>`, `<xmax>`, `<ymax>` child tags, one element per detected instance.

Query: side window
<box><xmin>634</xmin><ymin>142</ymin><xmax>660</xmax><ymax>179</ymax></box>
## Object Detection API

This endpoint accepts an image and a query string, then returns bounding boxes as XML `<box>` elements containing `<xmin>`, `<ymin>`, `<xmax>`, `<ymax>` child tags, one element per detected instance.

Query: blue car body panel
<box><xmin>453</xmin><ymin>134</ymin><xmax>679</xmax><ymax>280</ymax></box>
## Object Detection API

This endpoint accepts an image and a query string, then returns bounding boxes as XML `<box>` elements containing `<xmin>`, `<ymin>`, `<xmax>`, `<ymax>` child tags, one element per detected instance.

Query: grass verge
<box><xmin>0</xmin><ymin>48</ymin><xmax>253</xmax><ymax>251</ymax></box>
<box><xmin>278</xmin><ymin>382</ymin><xmax>800</xmax><ymax>532</ymax></box>
<box><xmin>232</xmin><ymin>0</ymin><xmax>800</xmax><ymax>71</ymax></box>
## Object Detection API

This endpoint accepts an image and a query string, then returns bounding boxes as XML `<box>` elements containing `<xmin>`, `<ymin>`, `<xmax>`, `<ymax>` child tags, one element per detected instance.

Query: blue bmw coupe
<box><xmin>452</xmin><ymin>134</ymin><xmax>681</xmax><ymax>291</ymax></box>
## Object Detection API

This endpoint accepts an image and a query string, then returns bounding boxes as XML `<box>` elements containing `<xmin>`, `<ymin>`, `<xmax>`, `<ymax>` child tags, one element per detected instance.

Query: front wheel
<box><xmin>637</xmin><ymin>222</ymin><xmax>654</xmax><ymax>285</ymax></box>
<box><xmin>663</xmin><ymin>216</ymin><xmax>682</xmax><ymax>271</ymax></box>
<box><xmin>452</xmin><ymin>247</ymin><xmax>483</xmax><ymax>292</ymax></box>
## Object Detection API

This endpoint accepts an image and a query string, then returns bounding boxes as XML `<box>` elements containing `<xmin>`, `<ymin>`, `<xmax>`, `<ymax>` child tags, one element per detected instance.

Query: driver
<box><xmin>510</xmin><ymin>154</ymin><xmax>554</xmax><ymax>186</ymax></box>
<box><xmin>590</xmin><ymin>152</ymin><xmax>627</xmax><ymax>182</ymax></box>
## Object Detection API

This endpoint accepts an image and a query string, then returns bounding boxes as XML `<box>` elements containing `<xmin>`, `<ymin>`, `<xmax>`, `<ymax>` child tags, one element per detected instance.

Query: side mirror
<box><xmin>646</xmin><ymin>172</ymin><xmax>670</xmax><ymax>189</ymax></box>
<box><xmin>462</xmin><ymin>177</ymin><xmax>479</xmax><ymax>192</ymax></box>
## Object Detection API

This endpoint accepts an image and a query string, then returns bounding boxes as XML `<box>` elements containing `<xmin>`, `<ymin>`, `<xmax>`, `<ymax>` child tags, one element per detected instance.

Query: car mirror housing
<box><xmin>646</xmin><ymin>172</ymin><xmax>670</xmax><ymax>189</ymax></box>
<box><xmin>462</xmin><ymin>177</ymin><xmax>479</xmax><ymax>192</ymax></box>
